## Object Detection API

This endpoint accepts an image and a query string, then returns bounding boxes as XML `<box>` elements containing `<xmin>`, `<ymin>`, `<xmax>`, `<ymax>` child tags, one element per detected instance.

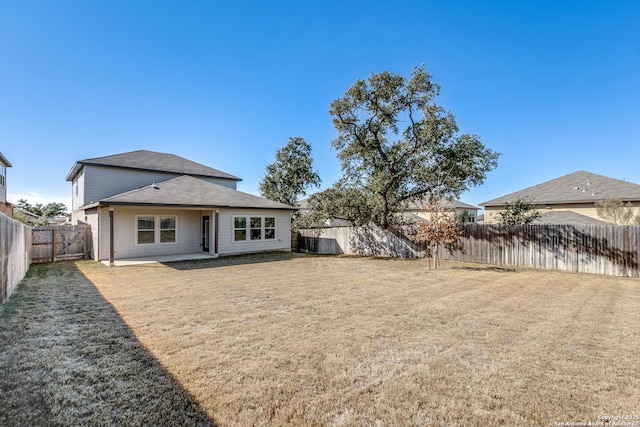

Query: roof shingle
<box><xmin>66</xmin><ymin>150</ymin><xmax>240</xmax><ymax>182</ymax></box>
<box><xmin>533</xmin><ymin>210</ymin><xmax>610</xmax><ymax>225</ymax></box>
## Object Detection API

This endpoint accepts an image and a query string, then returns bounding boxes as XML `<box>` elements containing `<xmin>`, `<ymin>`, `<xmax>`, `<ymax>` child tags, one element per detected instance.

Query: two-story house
<box><xmin>66</xmin><ymin>150</ymin><xmax>295</xmax><ymax>263</ymax></box>
<box><xmin>480</xmin><ymin>170</ymin><xmax>640</xmax><ymax>225</ymax></box>
<box><xmin>0</xmin><ymin>152</ymin><xmax>12</xmax><ymax>217</ymax></box>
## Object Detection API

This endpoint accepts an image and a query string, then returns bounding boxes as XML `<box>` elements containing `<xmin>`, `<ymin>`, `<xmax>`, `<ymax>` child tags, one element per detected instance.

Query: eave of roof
<box><xmin>66</xmin><ymin>150</ymin><xmax>241</xmax><ymax>182</ymax></box>
<box><xmin>0</xmin><ymin>152</ymin><xmax>12</xmax><ymax>167</ymax></box>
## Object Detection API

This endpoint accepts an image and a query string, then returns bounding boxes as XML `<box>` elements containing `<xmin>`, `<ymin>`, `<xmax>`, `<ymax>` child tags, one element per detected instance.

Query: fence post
<box><xmin>84</xmin><ymin>226</ymin><xmax>89</xmax><ymax>260</ymax></box>
<box><xmin>51</xmin><ymin>229</ymin><xmax>56</xmax><ymax>263</ymax></box>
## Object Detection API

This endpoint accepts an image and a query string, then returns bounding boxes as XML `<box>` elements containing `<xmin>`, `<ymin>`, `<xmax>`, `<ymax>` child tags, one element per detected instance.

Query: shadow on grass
<box><xmin>162</xmin><ymin>250</ymin><xmax>312</xmax><ymax>271</ymax></box>
<box><xmin>449</xmin><ymin>265</ymin><xmax>520</xmax><ymax>273</ymax></box>
<box><xmin>0</xmin><ymin>262</ymin><xmax>215</xmax><ymax>426</ymax></box>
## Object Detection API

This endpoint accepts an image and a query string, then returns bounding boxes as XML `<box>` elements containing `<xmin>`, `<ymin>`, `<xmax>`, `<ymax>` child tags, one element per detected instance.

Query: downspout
<box><xmin>109</xmin><ymin>206</ymin><xmax>114</xmax><ymax>267</ymax></box>
<box><xmin>214</xmin><ymin>210</ymin><xmax>219</xmax><ymax>258</ymax></box>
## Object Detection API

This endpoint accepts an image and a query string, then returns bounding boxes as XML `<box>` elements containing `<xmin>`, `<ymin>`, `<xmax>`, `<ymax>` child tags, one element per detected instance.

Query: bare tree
<box><xmin>595</xmin><ymin>197</ymin><xmax>640</xmax><ymax>225</ymax></box>
<box><xmin>415</xmin><ymin>196</ymin><xmax>460</xmax><ymax>268</ymax></box>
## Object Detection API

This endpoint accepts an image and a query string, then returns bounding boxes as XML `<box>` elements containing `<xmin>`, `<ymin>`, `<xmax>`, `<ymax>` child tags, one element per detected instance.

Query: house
<box><xmin>0</xmin><ymin>152</ymin><xmax>12</xmax><ymax>217</ymax></box>
<box><xmin>13</xmin><ymin>207</ymin><xmax>46</xmax><ymax>225</ymax></box>
<box><xmin>404</xmin><ymin>199</ymin><xmax>479</xmax><ymax>223</ymax></box>
<box><xmin>480</xmin><ymin>170</ymin><xmax>640</xmax><ymax>225</ymax></box>
<box><xmin>66</xmin><ymin>150</ymin><xmax>295</xmax><ymax>263</ymax></box>
<box><xmin>295</xmin><ymin>198</ymin><xmax>352</xmax><ymax>227</ymax></box>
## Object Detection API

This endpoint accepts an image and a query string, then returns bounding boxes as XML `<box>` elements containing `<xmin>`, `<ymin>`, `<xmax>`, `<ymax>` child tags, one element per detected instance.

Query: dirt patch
<box><xmin>70</xmin><ymin>253</ymin><xmax>640</xmax><ymax>426</ymax></box>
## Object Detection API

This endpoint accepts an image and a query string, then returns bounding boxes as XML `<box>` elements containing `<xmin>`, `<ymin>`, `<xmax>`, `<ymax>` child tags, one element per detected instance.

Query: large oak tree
<box><xmin>325</xmin><ymin>65</ymin><xmax>499</xmax><ymax>229</ymax></box>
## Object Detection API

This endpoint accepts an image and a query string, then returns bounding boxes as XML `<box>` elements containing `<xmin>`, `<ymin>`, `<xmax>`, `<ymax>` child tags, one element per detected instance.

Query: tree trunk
<box><xmin>432</xmin><ymin>243</ymin><xmax>438</xmax><ymax>269</ymax></box>
<box><xmin>380</xmin><ymin>199</ymin><xmax>390</xmax><ymax>229</ymax></box>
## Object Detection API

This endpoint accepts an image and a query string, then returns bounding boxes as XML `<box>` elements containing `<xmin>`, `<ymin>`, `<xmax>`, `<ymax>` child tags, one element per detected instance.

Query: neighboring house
<box><xmin>66</xmin><ymin>150</ymin><xmax>295</xmax><ymax>262</ymax></box>
<box><xmin>404</xmin><ymin>199</ymin><xmax>479</xmax><ymax>223</ymax></box>
<box><xmin>13</xmin><ymin>207</ymin><xmax>47</xmax><ymax>225</ymax></box>
<box><xmin>295</xmin><ymin>198</ymin><xmax>352</xmax><ymax>227</ymax></box>
<box><xmin>480</xmin><ymin>170</ymin><xmax>640</xmax><ymax>225</ymax></box>
<box><xmin>0</xmin><ymin>152</ymin><xmax>12</xmax><ymax>217</ymax></box>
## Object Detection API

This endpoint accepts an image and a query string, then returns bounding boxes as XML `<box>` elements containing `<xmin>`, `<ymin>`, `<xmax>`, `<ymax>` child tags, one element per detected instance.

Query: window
<box><xmin>234</xmin><ymin>217</ymin><xmax>247</xmax><ymax>241</ymax></box>
<box><xmin>160</xmin><ymin>217</ymin><xmax>176</xmax><ymax>243</ymax></box>
<box><xmin>137</xmin><ymin>216</ymin><xmax>155</xmax><ymax>244</ymax></box>
<box><xmin>265</xmin><ymin>217</ymin><xmax>275</xmax><ymax>239</ymax></box>
<box><xmin>136</xmin><ymin>215</ymin><xmax>177</xmax><ymax>245</ymax></box>
<box><xmin>250</xmin><ymin>217</ymin><xmax>262</xmax><ymax>240</ymax></box>
<box><xmin>233</xmin><ymin>215</ymin><xmax>276</xmax><ymax>241</ymax></box>
<box><xmin>0</xmin><ymin>165</ymin><xmax>5</xmax><ymax>186</ymax></box>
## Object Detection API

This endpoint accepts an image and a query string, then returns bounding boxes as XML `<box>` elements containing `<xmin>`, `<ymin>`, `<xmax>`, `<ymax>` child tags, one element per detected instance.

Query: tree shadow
<box><xmin>296</xmin><ymin>230</ymin><xmax>345</xmax><ymax>255</ymax></box>
<box><xmin>449</xmin><ymin>265</ymin><xmax>520</xmax><ymax>273</ymax></box>
<box><xmin>0</xmin><ymin>262</ymin><xmax>216</xmax><ymax>426</ymax></box>
<box><xmin>162</xmin><ymin>250</ymin><xmax>300</xmax><ymax>271</ymax></box>
<box><xmin>348</xmin><ymin>226</ymin><xmax>427</xmax><ymax>258</ymax></box>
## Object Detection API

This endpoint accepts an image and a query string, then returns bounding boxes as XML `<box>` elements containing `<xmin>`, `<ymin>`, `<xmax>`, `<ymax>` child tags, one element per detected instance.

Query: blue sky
<box><xmin>1</xmin><ymin>1</ymin><xmax>639</xmax><ymax>211</ymax></box>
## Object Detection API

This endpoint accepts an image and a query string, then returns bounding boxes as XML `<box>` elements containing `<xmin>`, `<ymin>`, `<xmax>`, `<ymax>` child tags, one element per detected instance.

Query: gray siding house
<box><xmin>67</xmin><ymin>150</ymin><xmax>294</xmax><ymax>263</ymax></box>
<box><xmin>0</xmin><ymin>152</ymin><xmax>12</xmax><ymax>217</ymax></box>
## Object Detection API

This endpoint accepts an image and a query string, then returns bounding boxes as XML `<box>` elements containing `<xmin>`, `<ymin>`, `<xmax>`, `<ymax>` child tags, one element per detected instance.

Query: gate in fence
<box><xmin>31</xmin><ymin>225</ymin><xmax>90</xmax><ymax>263</ymax></box>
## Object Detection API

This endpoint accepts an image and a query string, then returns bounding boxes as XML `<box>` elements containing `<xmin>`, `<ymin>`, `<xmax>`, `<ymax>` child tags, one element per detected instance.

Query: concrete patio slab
<box><xmin>101</xmin><ymin>253</ymin><xmax>217</xmax><ymax>266</ymax></box>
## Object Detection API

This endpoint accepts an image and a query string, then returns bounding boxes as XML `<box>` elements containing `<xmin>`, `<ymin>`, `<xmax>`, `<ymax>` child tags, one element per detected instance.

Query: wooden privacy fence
<box><xmin>439</xmin><ymin>224</ymin><xmax>640</xmax><ymax>277</ymax></box>
<box><xmin>297</xmin><ymin>224</ymin><xmax>640</xmax><ymax>278</ymax></box>
<box><xmin>31</xmin><ymin>225</ymin><xmax>90</xmax><ymax>263</ymax></box>
<box><xmin>0</xmin><ymin>212</ymin><xmax>32</xmax><ymax>305</ymax></box>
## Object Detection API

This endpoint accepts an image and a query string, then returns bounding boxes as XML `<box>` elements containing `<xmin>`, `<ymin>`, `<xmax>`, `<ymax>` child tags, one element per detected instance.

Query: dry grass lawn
<box><xmin>74</xmin><ymin>253</ymin><xmax>640</xmax><ymax>426</ymax></box>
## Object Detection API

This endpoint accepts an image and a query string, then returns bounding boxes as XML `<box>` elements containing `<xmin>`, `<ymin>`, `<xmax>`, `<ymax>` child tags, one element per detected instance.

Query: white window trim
<box><xmin>233</xmin><ymin>215</ymin><xmax>276</xmax><ymax>242</ymax></box>
<box><xmin>135</xmin><ymin>214</ymin><xmax>179</xmax><ymax>246</ymax></box>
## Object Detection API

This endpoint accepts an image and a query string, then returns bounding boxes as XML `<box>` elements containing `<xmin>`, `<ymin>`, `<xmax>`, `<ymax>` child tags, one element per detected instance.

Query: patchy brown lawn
<box><xmin>69</xmin><ymin>252</ymin><xmax>640</xmax><ymax>426</ymax></box>
<box><xmin>2</xmin><ymin>253</ymin><xmax>639</xmax><ymax>426</ymax></box>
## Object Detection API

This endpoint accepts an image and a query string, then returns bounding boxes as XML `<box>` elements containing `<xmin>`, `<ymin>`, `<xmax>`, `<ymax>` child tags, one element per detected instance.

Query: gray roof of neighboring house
<box><xmin>86</xmin><ymin>175</ymin><xmax>295</xmax><ymax>210</ymax></box>
<box><xmin>66</xmin><ymin>150</ymin><xmax>241</xmax><ymax>182</ymax></box>
<box><xmin>532</xmin><ymin>210</ymin><xmax>610</xmax><ymax>226</ymax></box>
<box><xmin>0</xmin><ymin>152</ymin><xmax>12</xmax><ymax>167</ymax></box>
<box><xmin>14</xmin><ymin>207</ymin><xmax>43</xmax><ymax>220</ymax></box>
<box><xmin>481</xmin><ymin>171</ymin><xmax>640</xmax><ymax>207</ymax></box>
<box><xmin>296</xmin><ymin>198</ymin><xmax>310</xmax><ymax>209</ymax></box>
